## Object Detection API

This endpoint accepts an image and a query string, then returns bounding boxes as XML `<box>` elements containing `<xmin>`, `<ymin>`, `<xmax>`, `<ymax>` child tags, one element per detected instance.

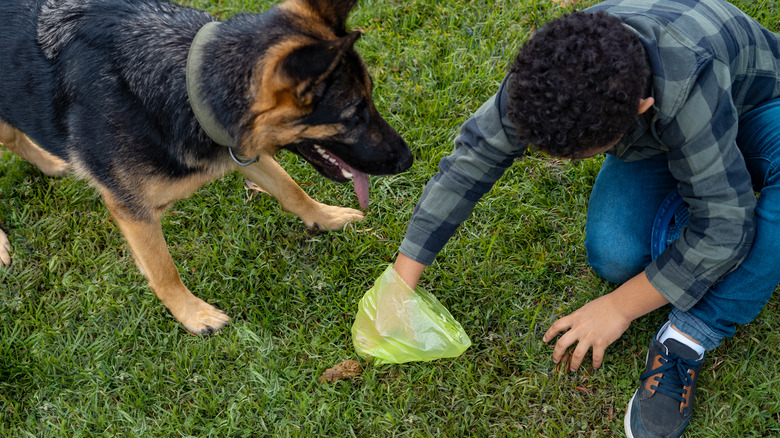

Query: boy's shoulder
<box><xmin>589</xmin><ymin>0</ymin><xmax>777</xmax><ymax>117</ymax></box>
<box><xmin>588</xmin><ymin>0</ymin><xmax>734</xmax><ymax>17</ymax></box>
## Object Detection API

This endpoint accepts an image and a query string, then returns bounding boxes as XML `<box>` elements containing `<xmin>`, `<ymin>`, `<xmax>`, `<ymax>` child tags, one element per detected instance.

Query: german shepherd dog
<box><xmin>0</xmin><ymin>0</ymin><xmax>412</xmax><ymax>334</ymax></box>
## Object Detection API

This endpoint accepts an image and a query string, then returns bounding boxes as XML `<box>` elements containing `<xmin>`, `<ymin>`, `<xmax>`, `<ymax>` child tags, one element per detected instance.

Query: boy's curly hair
<box><xmin>507</xmin><ymin>11</ymin><xmax>649</xmax><ymax>157</ymax></box>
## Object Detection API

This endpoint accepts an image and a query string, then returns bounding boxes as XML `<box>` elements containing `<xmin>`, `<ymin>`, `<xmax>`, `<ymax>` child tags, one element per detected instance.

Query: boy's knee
<box><xmin>586</xmin><ymin>236</ymin><xmax>647</xmax><ymax>284</ymax></box>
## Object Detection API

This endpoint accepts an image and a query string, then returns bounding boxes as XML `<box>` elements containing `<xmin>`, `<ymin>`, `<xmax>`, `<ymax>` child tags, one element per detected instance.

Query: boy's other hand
<box><xmin>542</xmin><ymin>271</ymin><xmax>670</xmax><ymax>371</ymax></box>
<box><xmin>543</xmin><ymin>293</ymin><xmax>631</xmax><ymax>370</ymax></box>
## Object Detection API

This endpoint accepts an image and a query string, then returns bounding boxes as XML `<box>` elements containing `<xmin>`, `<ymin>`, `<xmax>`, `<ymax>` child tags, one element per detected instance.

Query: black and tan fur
<box><xmin>0</xmin><ymin>0</ymin><xmax>412</xmax><ymax>334</ymax></box>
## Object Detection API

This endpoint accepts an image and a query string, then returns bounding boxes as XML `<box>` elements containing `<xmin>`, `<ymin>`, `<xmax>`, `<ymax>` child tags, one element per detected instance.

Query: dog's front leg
<box><xmin>240</xmin><ymin>156</ymin><xmax>364</xmax><ymax>230</ymax></box>
<box><xmin>104</xmin><ymin>195</ymin><xmax>230</xmax><ymax>334</ymax></box>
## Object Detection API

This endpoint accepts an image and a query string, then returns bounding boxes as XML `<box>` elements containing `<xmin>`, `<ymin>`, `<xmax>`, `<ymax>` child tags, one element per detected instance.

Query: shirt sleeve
<box><xmin>399</xmin><ymin>77</ymin><xmax>526</xmax><ymax>265</ymax></box>
<box><xmin>645</xmin><ymin>57</ymin><xmax>757</xmax><ymax>311</ymax></box>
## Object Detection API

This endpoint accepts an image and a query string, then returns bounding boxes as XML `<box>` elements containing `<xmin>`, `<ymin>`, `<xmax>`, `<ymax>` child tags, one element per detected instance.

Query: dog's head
<box><xmin>231</xmin><ymin>0</ymin><xmax>412</xmax><ymax>207</ymax></box>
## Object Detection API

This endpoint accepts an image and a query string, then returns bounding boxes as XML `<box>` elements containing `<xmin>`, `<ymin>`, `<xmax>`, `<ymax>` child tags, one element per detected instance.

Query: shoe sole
<box><xmin>624</xmin><ymin>390</ymin><xmax>638</xmax><ymax>438</ymax></box>
<box><xmin>651</xmin><ymin>189</ymin><xmax>689</xmax><ymax>260</ymax></box>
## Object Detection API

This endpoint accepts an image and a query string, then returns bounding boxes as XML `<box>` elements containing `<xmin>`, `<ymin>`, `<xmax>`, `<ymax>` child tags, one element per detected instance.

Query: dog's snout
<box><xmin>395</xmin><ymin>146</ymin><xmax>413</xmax><ymax>173</ymax></box>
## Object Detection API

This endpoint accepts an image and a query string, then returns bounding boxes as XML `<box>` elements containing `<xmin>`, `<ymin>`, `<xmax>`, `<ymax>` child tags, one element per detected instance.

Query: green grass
<box><xmin>2</xmin><ymin>0</ymin><xmax>780</xmax><ymax>436</ymax></box>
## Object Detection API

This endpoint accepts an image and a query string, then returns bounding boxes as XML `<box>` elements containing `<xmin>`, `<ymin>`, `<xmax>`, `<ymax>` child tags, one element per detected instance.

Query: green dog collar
<box><xmin>187</xmin><ymin>21</ymin><xmax>256</xmax><ymax>166</ymax></box>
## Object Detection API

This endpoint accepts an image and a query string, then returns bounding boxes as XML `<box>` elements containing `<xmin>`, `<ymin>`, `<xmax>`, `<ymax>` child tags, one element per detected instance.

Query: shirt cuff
<box><xmin>645</xmin><ymin>255</ymin><xmax>711</xmax><ymax>311</ymax></box>
<box><xmin>398</xmin><ymin>222</ymin><xmax>448</xmax><ymax>266</ymax></box>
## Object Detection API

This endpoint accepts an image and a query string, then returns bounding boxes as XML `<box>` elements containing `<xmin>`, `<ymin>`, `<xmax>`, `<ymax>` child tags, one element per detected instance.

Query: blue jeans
<box><xmin>585</xmin><ymin>99</ymin><xmax>780</xmax><ymax>351</ymax></box>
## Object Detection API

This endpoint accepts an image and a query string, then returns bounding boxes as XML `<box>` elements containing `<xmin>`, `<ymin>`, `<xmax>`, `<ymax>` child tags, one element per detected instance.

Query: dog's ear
<box><xmin>280</xmin><ymin>31</ymin><xmax>361</xmax><ymax>107</ymax></box>
<box><xmin>301</xmin><ymin>0</ymin><xmax>358</xmax><ymax>34</ymax></box>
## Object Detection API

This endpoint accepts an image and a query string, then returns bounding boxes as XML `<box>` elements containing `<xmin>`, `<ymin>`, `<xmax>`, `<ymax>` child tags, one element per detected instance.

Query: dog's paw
<box><xmin>0</xmin><ymin>229</ymin><xmax>11</xmax><ymax>266</ymax></box>
<box><xmin>177</xmin><ymin>298</ymin><xmax>231</xmax><ymax>335</ymax></box>
<box><xmin>303</xmin><ymin>203</ymin><xmax>365</xmax><ymax>230</ymax></box>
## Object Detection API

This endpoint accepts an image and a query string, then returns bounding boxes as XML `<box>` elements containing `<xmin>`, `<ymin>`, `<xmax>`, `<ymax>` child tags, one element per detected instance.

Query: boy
<box><xmin>384</xmin><ymin>0</ymin><xmax>780</xmax><ymax>436</ymax></box>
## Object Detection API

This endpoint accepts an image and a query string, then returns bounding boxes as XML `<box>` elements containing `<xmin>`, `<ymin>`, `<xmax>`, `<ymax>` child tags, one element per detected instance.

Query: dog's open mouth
<box><xmin>292</xmin><ymin>144</ymin><xmax>370</xmax><ymax>209</ymax></box>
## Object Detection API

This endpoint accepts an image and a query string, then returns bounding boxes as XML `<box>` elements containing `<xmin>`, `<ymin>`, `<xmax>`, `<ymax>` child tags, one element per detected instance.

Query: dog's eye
<box><xmin>345</xmin><ymin>101</ymin><xmax>369</xmax><ymax>126</ymax></box>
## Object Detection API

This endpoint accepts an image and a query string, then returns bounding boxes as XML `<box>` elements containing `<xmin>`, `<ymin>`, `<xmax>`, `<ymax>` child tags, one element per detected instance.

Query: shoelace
<box><xmin>639</xmin><ymin>349</ymin><xmax>700</xmax><ymax>403</ymax></box>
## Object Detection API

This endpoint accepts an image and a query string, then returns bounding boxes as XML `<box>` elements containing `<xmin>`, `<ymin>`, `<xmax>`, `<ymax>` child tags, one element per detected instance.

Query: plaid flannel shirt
<box><xmin>399</xmin><ymin>0</ymin><xmax>780</xmax><ymax>311</ymax></box>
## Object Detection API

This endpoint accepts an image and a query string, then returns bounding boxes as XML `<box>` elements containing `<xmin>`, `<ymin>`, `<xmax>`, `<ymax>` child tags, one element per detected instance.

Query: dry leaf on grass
<box><xmin>244</xmin><ymin>178</ymin><xmax>269</xmax><ymax>200</ymax></box>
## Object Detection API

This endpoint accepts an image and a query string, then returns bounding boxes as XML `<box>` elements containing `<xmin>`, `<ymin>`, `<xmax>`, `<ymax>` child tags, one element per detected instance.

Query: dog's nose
<box><xmin>394</xmin><ymin>147</ymin><xmax>413</xmax><ymax>173</ymax></box>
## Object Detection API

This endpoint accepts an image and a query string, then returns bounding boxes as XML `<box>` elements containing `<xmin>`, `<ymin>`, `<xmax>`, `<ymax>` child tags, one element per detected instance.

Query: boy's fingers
<box><xmin>569</xmin><ymin>341</ymin><xmax>592</xmax><ymax>371</ymax></box>
<box><xmin>591</xmin><ymin>347</ymin><xmax>605</xmax><ymax>370</ymax></box>
<box><xmin>543</xmin><ymin>316</ymin><xmax>571</xmax><ymax>343</ymax></box>
<box><xmin>551</xmin><ymin>330</ymin><xmax>577</xmax><ymax>364</ymax></box>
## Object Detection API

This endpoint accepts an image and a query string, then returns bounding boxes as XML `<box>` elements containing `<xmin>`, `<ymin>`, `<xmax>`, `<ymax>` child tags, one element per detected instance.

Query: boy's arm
<box><xmin>393</xmin><ymin>253</ymin><xmax>427</xmax><ymax>290</ymax></box>
<box><xmin>398</xmin><ymin>76</ymin><xmax>525</xmax><ymax>267</ymax></box>
<box><xmin>645</xmin><ymin>58</ymin><xmax>757</xmax><ymax>311</ymax></box>
<box><xmin>543</xmin><ymin>271</ymin><xmax>669</xmax><ymax>370</ymax></box>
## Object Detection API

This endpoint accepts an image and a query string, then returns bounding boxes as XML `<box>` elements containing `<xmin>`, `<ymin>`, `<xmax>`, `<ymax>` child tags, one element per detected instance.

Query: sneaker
<box><xmin>624</xmin><ymin>324</ymin><xmax>705</xmax><ymax>438</ymax></box>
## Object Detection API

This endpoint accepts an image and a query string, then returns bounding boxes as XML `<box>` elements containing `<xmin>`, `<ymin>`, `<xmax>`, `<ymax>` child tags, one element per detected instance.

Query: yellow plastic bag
<box><xmin>351</xmin><ymin>264</ymin><xmax>471</xmax><ymax>365</ymax></box>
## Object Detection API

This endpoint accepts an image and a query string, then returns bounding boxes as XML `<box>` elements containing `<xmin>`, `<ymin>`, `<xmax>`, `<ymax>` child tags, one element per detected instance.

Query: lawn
<box><xmin>2</xmin><ymin>0</ymin><xmax>779</xmax><ymax>436</ymax></box>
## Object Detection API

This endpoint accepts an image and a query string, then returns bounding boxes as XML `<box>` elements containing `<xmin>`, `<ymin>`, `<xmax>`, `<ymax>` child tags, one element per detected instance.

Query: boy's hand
<box><xmin>543</xmin><ymin>294</ymin><xmax>631</xmax><ymax>370</ymax></box>
<box><xmin>542</xmin><ymin>271</ymin><xmax>670</xmax><ymax>371</ymax></box>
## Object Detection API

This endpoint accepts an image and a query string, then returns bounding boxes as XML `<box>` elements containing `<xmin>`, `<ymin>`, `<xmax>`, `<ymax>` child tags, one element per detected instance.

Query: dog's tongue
<box><xmin>345</xmin><ymin>164</ymin><xmax>369</xmax><ymax>209</ymax></box>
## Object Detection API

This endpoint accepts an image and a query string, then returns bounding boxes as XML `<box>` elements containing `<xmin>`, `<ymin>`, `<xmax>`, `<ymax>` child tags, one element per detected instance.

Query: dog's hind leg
<box><xmin>0</xmin><ymin>118</ymin><xmax>69</xmax><ymax>267</ymax></box>
<box><xmin>0</xmin><ymin>228</ymin><xmax>10</xmax><ymax>266</ymax></box>
<box><xmin>0</xmin><ymin>119</ymin><xmax>69</xmax><ymax>177</ymax></box>
<box><xmin>102</xmin><ymin>191</ymin><xmax>230</xmax><ymax>334</ymax></box>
